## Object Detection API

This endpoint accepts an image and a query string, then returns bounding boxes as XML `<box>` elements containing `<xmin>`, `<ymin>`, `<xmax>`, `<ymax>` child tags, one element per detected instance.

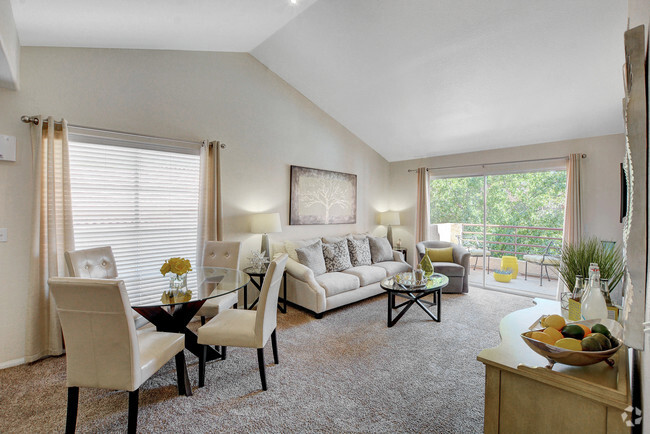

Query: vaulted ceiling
<box><xmin>7</xmin><ymin>0</ymin><xmax>628</xmax><ymax>161</ymax></box>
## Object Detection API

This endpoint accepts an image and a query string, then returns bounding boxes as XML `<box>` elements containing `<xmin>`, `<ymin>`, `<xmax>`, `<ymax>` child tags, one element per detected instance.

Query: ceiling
<box><xmin>9</xmin><ymin>0</ymin><xmax>628</xmax><ymax>162</ymax></box>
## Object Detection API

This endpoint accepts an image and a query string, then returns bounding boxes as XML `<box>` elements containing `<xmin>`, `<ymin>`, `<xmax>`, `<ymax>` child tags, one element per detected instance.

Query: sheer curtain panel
<box><xmin>415</xmin><ymin>167</ymin><xmax>430</xmax><ymax>246</ymax></box>
<box><xmin>26</xmin><ymin>116</ymin><xmax>74</xmax><ymax>362</ymax></box>
<box><xmin>196</xmin><ymin>141</ymin><xmax>223</xmax><ymax>266</ymax></box>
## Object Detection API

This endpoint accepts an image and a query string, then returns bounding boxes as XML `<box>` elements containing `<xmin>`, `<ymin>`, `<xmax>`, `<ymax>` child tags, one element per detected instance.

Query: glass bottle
<box><xmin>571</xmin><ymin>275</ymin><xmax>584</xmax><ymax>302</ymax></box>
<box><xmin>581</xmin><ymin>264</ymin><xmax>608</xmax><ymax>320</ymax></box>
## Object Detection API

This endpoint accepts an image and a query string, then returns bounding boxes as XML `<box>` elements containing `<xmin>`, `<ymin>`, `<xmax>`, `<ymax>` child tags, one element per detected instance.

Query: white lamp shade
<box><xmin>380</xmin><ymin>211</ymin><xmax>400</xmax><ymax>226</ymax></box>
<box><xmin>251</xmin><ymin>212</ymin><xmax>282</xmax><ymax>234</ymax></box>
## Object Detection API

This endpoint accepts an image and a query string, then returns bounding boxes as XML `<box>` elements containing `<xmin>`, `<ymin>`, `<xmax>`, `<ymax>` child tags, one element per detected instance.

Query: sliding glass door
<box><xmin>430</xmin><ymin>170</ymin><xmax>566</xmax><ymax>297</ymax></box>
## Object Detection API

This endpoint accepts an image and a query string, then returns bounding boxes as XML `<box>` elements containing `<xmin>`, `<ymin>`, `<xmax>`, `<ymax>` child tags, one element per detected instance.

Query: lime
<box><xmin>581</xmin><ymin>336</ymin><xmax>603</xmax><ymax>351</ymax></box>
<box><xmin>590</xmin><ymin>333</ymin><xmax>612</xmax><ymax>350</ymax></box>
<box><xmin>561</xmin><ymin>324</ymin><xmax>585</xmax><ymax>340</ymax></box>
<box><xmin>591</xmin><ymin>323</ymin><xmax>611</xmax><ymax>339</ymax></box>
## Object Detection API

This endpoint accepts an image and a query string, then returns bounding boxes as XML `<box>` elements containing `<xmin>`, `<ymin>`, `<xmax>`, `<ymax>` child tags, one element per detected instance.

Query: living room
<box><xmin>0</xmin><ymin>1</ymin><xmax>648</xmax><ymax>432</ymax></box>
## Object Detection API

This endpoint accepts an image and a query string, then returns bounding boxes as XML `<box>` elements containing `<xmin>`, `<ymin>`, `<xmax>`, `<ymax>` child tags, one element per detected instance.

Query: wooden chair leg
<box><xmin>127</xmin><ymin>389</ymin><xmax>139</xmax><ymax>434</ymax></box>
<box><xmin>198</xmin><ymin>345</ymin><xmax>207</xmax><ymax>388</ymax></box>
<box><xmin>65</xmin><ymin>387</ymin><xmax>79</xmax><ymax>434</ymax></box>
<box><xmin>257</xmin><ymin>348</ymin><xmax>267</xmax><ymax>391</ymax></box>
<box><xmin>174</xmin><ymin>351</ymin><xmax>192</xmax><ymax>396</ymax></box>
<box><xmin>271</xmin><ymin>330</ymin><xmax>279</xmax><ymax>364</ymax></box>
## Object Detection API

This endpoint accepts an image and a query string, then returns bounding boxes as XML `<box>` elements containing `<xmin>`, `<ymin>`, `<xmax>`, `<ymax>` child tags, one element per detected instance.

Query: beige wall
<box><xmin>0</xmin><ymin>47</ymin><xmax>390</xmax><ymax>367</ymax></box>
<box><xmin>388</xmin><ymin>134</ymin><xmax>626</xmax><ymax>265</ymax></box>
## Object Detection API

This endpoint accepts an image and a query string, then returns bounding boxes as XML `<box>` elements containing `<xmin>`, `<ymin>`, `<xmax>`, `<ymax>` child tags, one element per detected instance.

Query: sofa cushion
<box><xmin>426</xmin><ymin>247</ymin><xmax>454</xmax><ymax>263</ymax></box>
<box><xmin>342</xmin><ymin>265</ymin><xmax>386</xmax><ymax>286</ymax></box>
<box><xmin>315</xmin><ymin>272</ymin><xmax>360</xmax><ymax>297</ymax></box>
<box><xmin>373</xmin><ymin>261</ymin><xmax>412</xmax><ymax>276</ymax></box>
<box><xmin>296</xmin><ymin>240</ymin><xmax>327</xmax><ymax>276</ymax></box>
<box><xmin>432</xmin><ymin>262</ymin><xmax>465</xmax><ymax>277</ymax></box>
<box><xmin>347</xmin><ymin>237</ymin><xmax>372</xmax><ymax>266</ymax></box>
<box><xmin>322</xmin><ymin>240</ymin><xmax>353</xmax><ymax>272</ymax></box>
<box><xmin>285</xmin><ymin>238</ymin><xmax>320</xmax><ymax>262</ymax></box>
<box><xmin>368</xmin><ymin>236</ymin><xmax>393</xmax><ymax>263</ymax></box>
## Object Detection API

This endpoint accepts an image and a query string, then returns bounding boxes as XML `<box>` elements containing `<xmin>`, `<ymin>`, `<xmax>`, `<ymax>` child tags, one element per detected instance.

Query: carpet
<box><xmin>0</xmin><ymin>287</ymin><xmax>532</xmax><ymax>433</ymax></box>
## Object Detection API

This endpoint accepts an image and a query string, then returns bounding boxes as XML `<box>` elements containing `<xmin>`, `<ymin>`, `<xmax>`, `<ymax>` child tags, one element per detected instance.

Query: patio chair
<box><xmin>523</xmin><ymin>241</ymin><xmax>560</xmax><ymax>286</ymax></box>
<box><xmin>456</xmin><ymin>235</ymin><xmax>491</xmax><ymax>273</ymax></box>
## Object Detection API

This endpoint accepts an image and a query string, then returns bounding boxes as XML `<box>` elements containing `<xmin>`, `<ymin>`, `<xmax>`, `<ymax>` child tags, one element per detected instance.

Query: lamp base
<box><xmin>261</xmin><ymin>233</ymin><xmax>271</xmax><ymax>262</ymax></box>
<box><xmin>387</xmin><ymin>225</ymin><xmax>394</xmax><ymax>248</ymax></box>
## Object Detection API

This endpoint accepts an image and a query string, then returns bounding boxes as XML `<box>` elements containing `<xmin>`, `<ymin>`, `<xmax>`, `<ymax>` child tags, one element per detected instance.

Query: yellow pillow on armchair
<box><xmin>426</xmin><ymin>247</ymin><xmax>454</xmax><ymax>263</ymax></box>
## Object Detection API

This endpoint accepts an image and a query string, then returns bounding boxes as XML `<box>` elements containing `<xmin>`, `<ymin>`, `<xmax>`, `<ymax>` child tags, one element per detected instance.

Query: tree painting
<box><xmin>290</xmin><ymin>166</ymin><xmax>357</xmax><ymax>225</ymax></box>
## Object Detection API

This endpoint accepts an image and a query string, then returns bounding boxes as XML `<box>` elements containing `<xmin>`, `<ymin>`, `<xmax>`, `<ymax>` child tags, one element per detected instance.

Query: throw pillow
<box><xmin>368</xmin><ymin>236</ymin><xmax>393</xmax><ymax>264</ymax></box>
<box><xmin>296</xmin><ymin>240</ymin><xmax>327</xmax><ymax>276</ymax></box>
<box><xmin>285</xmin><ymin>238</ymin><xmax>320</xmax><ymax>262</ymax></box>
<box><xmin>322</xmin><ymin>240</ymin><xmax>353</xmax><ymax>272</ymax></box>
<box><xmin>426</xmin><ymin>247</ymin><xmax>454</xmax><ymax>263</ymax></box>
<box><xmin>347</xmin><ymin>237</ymin><xmax>372</xmax><ymax>266</ymax></box>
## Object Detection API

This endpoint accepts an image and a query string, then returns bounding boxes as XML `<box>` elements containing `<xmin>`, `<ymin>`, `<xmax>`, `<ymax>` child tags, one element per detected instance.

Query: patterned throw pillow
<box><xmin>347</xmin><ymin>237</ymin><xmax>371</xmax><ymax>266</ymax></box>
<box><xmin>322</xmin><ymin>240</ymin><xmax>353</xmax><ymax>272</ymax></box>
<box><xmin>295</xmin><ymin>240</ymin><xmax>327</xmax><ymax>276</ymax></box>
<box><xmin>368</xmin><ymin>236</ymin><xmax>393</xmax><ymax>263</ymax></box>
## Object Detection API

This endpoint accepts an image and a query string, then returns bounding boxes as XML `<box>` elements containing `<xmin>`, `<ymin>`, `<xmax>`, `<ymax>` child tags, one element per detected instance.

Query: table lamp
<box><xmin>251</xmin><ymin>212</ymin><xmax>282</xmax><ymax>262</ymax></box>
<box><xmin>380</xmin><ymin>211</ymin><xmax>400</xmax><ymax>247</ymax></box>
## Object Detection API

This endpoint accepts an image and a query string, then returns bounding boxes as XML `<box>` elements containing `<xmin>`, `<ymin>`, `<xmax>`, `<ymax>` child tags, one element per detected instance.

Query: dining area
<box><xmin>49</xmin><ymin>241</ymin><xmax>288</xmax><ymax>433</ymax></box>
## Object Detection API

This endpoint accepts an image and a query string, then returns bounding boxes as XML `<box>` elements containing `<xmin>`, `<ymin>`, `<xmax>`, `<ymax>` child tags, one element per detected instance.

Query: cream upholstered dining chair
<box><xmin>197</xmin><ymin>253</ymin><xmax>288</xmax><ymax>391</ymax></box>
<box><xmin>195</xmin><ymin>240</ymin><xmax>241</xmax><ymax>325</ymax></box>
<box><xmin>64</xmin><ymin>246</ymin><xmax>149</xmax><ymax>329</ymax></box>
<box><xmin>48</xmin><ymin>277</ymin><xmax>189</xmax><ymax>434</ymax></box>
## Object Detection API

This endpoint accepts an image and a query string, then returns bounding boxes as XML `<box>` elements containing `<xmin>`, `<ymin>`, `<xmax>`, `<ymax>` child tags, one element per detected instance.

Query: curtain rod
<box><xmin>20</xmin><ymin>115</ymin><xmax>225</xmax><ymax>148</ymax></box>
<box><xmin>407</xmin><ymin>154</ymin><xmax>587</xmax><ymax>173</ymax></box>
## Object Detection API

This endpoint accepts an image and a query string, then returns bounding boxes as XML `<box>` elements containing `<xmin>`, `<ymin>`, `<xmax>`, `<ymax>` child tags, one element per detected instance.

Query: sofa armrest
<box><xmin>392</xmin><ymin>250</ymin><xmax>407</xmax><ymax>263</ymax></box>
<box><xmin>452</xmin><ymin>245</ymin><xmax>470</xmax><ymax>270</ymax></box>
<box><xmin>285</xmin><ymin>257</ymin><xmax>316</xmax><ymax>283</ymax></box>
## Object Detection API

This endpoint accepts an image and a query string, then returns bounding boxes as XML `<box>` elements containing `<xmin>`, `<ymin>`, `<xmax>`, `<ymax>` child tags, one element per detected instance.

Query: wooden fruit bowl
<box><xmin>520</xmin><ymin>318</ymin><xmax>623</xmax><ymax>369</ymax></box>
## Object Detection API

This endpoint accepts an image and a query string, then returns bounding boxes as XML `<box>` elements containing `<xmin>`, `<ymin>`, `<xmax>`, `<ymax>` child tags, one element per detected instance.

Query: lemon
<box><xmin>555</xmin><ymin>338</ymin><xmax>582</xmax><ymax>351</ymax></box>
<box><xmin>544</xmin><ymin>314</ymin><xmax>566</xmax><ymax>331</ymax></box>
<box><xmin>530</xmin><ymin>331</ymin><xmax>555</xmax><ymax>345</ymax></box>
<box><xmin>543</xmin><ymin>327</ymin><xmax>563</xmax><ymax>344</ymax></box>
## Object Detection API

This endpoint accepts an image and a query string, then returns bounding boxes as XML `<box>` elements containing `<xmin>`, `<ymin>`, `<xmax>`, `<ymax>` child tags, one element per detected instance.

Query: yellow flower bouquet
<box><xmin>160</xmin><ymin>257</ymin><xmax>193</xmax><ymax>304</ymax></box>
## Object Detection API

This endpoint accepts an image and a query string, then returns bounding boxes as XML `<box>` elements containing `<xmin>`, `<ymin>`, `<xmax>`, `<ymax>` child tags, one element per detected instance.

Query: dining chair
<box><xmin>197</xmin><ymin>253</ymin><xmax>288</xmax><ymax>391</ymax></box>
<box><xmin>195</xmin><ymin>240</ymin><xmax>241</xmax><ymax>326</ymax></box>
<box><xmin>523</xmin><ymin>240</ymin><xmax>561</xmax><ymax>286</ymax></box>
<box><xmin>64</xmin><ymin>246</ymin><xmax>149</xmax><ymax>329</ymax></box>
<box><xmin>48</xmin><ymin>277</ymin><xmax>190</xmax><ymax>434</ymax></box>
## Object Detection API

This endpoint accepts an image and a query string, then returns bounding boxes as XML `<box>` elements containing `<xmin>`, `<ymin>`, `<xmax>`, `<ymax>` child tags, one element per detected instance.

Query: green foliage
<box><xmin>429</xmin><ymin>171</ymin><xmax>567</xmax><ymax>258</ymax></box>
<box><xmin>558</xmin><ymin>238</ymin><xmax>625</xmax><ymax>293</ymax></box>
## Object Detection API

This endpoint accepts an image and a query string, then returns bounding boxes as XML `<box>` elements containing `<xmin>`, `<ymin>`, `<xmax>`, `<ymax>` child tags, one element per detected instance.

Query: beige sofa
<box><xmin>274</xmin><ymin>236</ymin><xmax>412</xmax><ymax>318</ymax></box>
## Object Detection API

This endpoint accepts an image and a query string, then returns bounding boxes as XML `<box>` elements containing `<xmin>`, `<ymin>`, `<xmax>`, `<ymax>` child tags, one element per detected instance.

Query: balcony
<box><xmin>435</xmin><ymin>223</ymin><xmax>562</xmax><ymax>299</ymax></box>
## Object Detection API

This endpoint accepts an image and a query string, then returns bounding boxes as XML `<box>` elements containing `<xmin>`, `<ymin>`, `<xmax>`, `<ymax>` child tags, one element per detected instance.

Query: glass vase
<box><xmin>169</xmin><ymin>273</ymin><xmax>188</xmax><ymax>295</ymax></box>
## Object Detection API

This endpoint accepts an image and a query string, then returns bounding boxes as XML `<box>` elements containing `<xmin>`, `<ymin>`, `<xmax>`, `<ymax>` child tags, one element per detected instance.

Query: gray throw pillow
<box><xmin>347</xmin><ymin>237</ymin><xmax>371</xmax><ymax>266</ymax></box>
<box><xmin>368</xmin><ymin>236</ymin><xmax>393</xmax><ymax>263</ymax></box>
<box><xmin>296</xmin><ymin>240</ymin><xmax>327</xmax><ymax>276</ymax></box>
<box><xmin>322</xmin><ymin>239</ymin><xmax>353</xmax><ymax>272</ymax></box>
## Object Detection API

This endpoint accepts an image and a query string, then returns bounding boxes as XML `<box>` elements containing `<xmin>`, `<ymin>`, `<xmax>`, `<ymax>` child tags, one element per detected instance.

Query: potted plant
<box><xmin>558</xmin><ymin>238</ymin><xmax>625</xmax><ymax>298</ymax></box>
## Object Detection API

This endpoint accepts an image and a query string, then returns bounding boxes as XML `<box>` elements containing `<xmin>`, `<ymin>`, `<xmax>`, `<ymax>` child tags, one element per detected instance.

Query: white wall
<box><xmin>388</xmin><ymin>134</ymin><xmax>625</xmax><ymax>264</ymax></box>
<box><xmin>0</xmin><ymin>47</ymin><xmax>390</xmax><ymax>367</ymax></box>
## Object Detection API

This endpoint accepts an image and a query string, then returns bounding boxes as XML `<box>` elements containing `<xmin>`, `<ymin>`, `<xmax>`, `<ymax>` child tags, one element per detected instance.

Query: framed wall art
<box><xmin>290</xmin><ymin>165</ymin><xmax>357</xmax><ymax>225</ymax></box>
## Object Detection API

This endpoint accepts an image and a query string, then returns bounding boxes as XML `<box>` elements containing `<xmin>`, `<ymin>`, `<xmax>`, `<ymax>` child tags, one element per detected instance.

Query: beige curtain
<box><xmin>415</xmin><ymin>167</ymin><xmax>429</xmax><ymax>244</ymax></box>
<box><xmin>196</xmin><ymin>140</ymin><xmax>223</xmax><ymax>266</ymax></box>
<box><xmin>557</xmin><ymin>153</ymin><xmax>583</xmax><ymax>300</ymax></box>
<box><xmin>25</xmin><ymin>116</ymin><xmax>74</xmax><ymax>362</ymax></box>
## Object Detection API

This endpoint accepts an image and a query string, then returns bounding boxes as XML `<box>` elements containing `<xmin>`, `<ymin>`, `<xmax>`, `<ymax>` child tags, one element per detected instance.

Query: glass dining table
<box><xmin>131</xmin><ymin>267</ymin><xmax>250</xmax><ymax>365</ymax></box>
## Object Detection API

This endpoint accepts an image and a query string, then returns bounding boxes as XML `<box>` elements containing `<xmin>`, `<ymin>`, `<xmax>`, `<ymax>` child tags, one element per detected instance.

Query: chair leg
<box><xmin>539</xmin><ymin>265</ymin><xmax>543</xmax><ymax>286</ymax></box>
<box><xmin>221</xmin><ymin>346</ymin><xmax>227</xmax><ymax>360</ymax></box>
<box><xmin>65</xmin><ymin>387</ymin><xmax>79</xmax><ymax>434</ymax></box>
<box><xmin>257</xmin><ymin>348</ymin><xmax>267</xmax><ymax>391</ymax></box>
<box><xmin>199</xmin><ymin>345</ymin><xmax>206</xmax><ymax>388</ymax></box>
<box><xmin>546</xmin><ymin>265</ymin><xmax>551</xmax><ymax>282</ymax></box>
<box><xmin>201</xmin><ymin>316</ymin><xmax>206</xmax><ymax>326</ymax></box>
<box><xmin>271</xmin><ymin>330</ymin><xmax>279</xmax><ymax>364</ymax></box>
<box><xmin>127</xmin><ymin>389</ymin><xmax>139</xmax><ymax>434</ymax></box>
<box><xmin>473</xmin><ymin>256</ymin><xmax>478</xmax><ymax>270</ymax></box>
<box><xmin>174</xmin><ymin>350</ymin><xmax>192</xmax><ymax>396</ymax></box>
<box><xmin>525</xmin><ymin>262</ymin><xmax>528</xmax><ymax>280</ymax></box>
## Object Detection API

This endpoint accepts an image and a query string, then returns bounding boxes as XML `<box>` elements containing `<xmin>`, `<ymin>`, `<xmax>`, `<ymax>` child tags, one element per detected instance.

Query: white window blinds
<box><xmin>68</xmin><ymin>138</ymin><xmax>200</xmax><ymax>306</ymax></box>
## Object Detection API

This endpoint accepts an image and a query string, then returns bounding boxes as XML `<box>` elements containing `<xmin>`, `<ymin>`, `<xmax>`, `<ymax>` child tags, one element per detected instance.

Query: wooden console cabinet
<box><xmin>477</xmin><ymin>299</ymin><xmax>631</xmax><ymax>433</ymax></box>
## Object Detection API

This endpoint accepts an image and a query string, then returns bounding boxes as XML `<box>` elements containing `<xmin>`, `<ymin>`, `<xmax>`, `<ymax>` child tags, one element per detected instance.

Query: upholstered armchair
<box><xmin>415</xmin><ymin>240</ymin><xmax>470</xmax><ymax>293</ymax></box>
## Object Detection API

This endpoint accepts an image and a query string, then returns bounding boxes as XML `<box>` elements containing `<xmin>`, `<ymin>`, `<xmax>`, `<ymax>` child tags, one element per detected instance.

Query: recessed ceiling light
<box><xmin>290</xmin><ymin>0</ymin><xmax>297</xmax><ymax>4</ymax></box>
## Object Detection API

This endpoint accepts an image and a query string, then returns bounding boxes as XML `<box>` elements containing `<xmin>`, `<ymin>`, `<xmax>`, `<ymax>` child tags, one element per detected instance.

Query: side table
<box><xmin>393</xmin><ymin>247</ymin><xmax>407</xmax><ymax>262</ymax></box>
<box><xmin>243</xmin><ymin>266</ymin><xmax>287</xmax><ymax>313</ymax></box>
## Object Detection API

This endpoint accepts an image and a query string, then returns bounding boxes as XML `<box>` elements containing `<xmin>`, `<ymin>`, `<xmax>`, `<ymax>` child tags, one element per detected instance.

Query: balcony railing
<box><xmin>459</xmin><ymin>223</ymin><xmax>563</xmax><ymax>259</ymax></box>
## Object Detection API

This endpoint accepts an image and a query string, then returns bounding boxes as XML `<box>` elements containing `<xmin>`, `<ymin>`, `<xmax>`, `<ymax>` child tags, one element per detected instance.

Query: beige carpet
<box><xmin>0</xmin><ymin>287</ymin><xmax>531</xmax><ymax>433</ymax></box>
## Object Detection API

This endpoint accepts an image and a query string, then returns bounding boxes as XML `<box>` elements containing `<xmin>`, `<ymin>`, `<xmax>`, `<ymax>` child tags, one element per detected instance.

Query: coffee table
<box><xmin>380</xmin><ymin>273</ymin><xmax>449</xmax><ymax>327</ymax></box>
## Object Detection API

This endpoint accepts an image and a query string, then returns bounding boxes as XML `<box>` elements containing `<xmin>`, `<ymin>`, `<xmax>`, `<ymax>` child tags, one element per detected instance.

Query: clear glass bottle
<box><xmin>581</xmin><ymin>264</ymin><xmax>608</xmax><ymax>320</ymax></box>
<box><xmin>572</xmin><ymin>275</ymin><xmax>584</xmax><ymax>302</ymax></box>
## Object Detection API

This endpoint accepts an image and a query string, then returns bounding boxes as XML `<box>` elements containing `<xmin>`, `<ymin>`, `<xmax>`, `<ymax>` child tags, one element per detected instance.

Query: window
<box><xmin>68</xmin><ymin>136</ymin><xmax>200</xmax><ymax>305</ymax></box>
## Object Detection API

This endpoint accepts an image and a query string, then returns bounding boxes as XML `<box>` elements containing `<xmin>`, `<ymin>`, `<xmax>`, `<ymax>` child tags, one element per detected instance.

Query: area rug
<box><xmin>0</xmin><ymin>287</ymin><xmax>532</xmax><ymax>433</ymax></box>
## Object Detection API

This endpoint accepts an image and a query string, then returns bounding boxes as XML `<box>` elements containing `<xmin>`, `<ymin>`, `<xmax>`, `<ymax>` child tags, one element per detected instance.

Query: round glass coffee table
<box><xmin>380</xmin><ymin>273</ymin><xmax>449</xmax><ymax>327</ymax></box>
